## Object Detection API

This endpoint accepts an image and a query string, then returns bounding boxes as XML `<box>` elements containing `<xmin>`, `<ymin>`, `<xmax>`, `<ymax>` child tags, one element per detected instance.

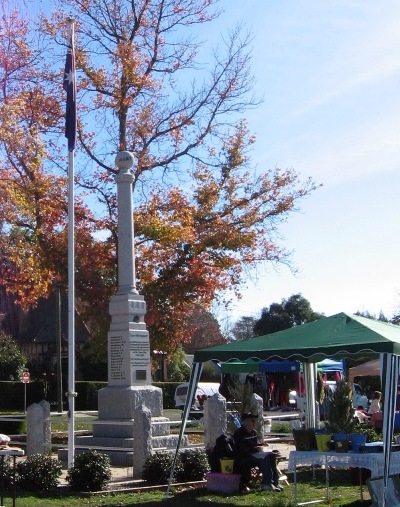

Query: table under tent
<box><xmin>168</xmin><ymin>312</ymin><xmax>400</xmax><ymax>507</ymax></box>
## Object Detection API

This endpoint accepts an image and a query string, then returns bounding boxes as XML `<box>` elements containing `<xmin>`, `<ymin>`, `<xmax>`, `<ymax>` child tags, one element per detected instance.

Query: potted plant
<box><xmin>325</xmin><ymin>380</ymin><xmax>356</xmax><ymax>452</ymax></box>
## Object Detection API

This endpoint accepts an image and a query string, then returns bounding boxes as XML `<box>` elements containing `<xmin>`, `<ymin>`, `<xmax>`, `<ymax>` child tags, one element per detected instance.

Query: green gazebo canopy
<box><xmin>194</xmin><ymin>312</ymin><xmax>400</xmax><ymax>364</ymax></box>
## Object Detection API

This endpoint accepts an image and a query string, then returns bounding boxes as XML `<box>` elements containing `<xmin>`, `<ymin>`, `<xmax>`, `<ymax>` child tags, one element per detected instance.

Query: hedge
<box><xmin>0</xmin><ymin>381</ymin><xmax>181</xmax><ymax>411</ymax></box>
<box><xmin>0</xmin><ymin>381</ymin><xmax>45</xmax><ymax>411</ymax></box>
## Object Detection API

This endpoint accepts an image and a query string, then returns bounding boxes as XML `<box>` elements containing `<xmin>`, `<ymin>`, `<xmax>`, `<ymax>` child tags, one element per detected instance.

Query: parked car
<box><xmin>290</xmin><ymin>381</ymin><xmax>369</xmax><ymax>414</ymax></box>
<box><xmin>174</xmin><ymin>382</ymin><xmax>220</xmax><ymax>412</ymax></box>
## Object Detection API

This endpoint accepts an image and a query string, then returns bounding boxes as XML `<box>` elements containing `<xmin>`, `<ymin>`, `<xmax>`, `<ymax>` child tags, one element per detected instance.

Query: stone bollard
<box><xmin>249</xmin><ymin>393</ymin><xmax>264</xmax><ymax>441</ymax></box>
<box><xmin>132</xmin><ymin>404</ymin><xmax>152</xmax><ymax>478</ymax></box>
<box><xmin>26</xmin><ymin>400</ymin><xmax>51</xmax><ymax>457</ymax></box>
<box><xmin>203</xmin><ymin>393</ymin><xmax>227</xmax><ymax>450</ymax></box>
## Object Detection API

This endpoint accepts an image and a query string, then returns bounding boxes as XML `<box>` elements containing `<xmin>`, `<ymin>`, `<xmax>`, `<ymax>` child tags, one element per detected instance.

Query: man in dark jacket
<box><xmin>233</xmin><ymin>412</ymin><xmax>282</xmax><ymax>491</ymax></box>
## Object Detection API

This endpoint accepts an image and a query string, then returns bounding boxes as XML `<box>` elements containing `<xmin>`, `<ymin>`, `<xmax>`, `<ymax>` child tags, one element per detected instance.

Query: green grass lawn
<box><xmin>49</xmin><ymin>413</ymin><xmax>97</xmax><ymax>433</ymax></box>
<box><xmin>2</xmin><ymin>469</ymin><xmax>370</xmax><ymax>507</ymax></box>
<box><xmin>0</xmin><ymin>412</ymin><xmax>371</xmax><ymax>506</ymax></box>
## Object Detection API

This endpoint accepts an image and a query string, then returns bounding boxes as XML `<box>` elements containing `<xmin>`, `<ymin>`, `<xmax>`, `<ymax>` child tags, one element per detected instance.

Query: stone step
<box><xmin>74</xmin><ymin>433</ymin><xmax>188</xmax><ymax>450</ymax></box>
<box><xmin>152</xmin><ymin>434</ymin><xmax>188</xmax><ymax>448</ymax></box>
<box><xmin>58</xmin><ymin>446</ymin><xmax>134</xmax><ymax>467</ymax></box>
<box><xmin>58</xmin><ymin>434</ymin><xmax>192</xmax><ymax>468</ymax></box>
<box><xmin>91</xmin><ymin>417</ymin><xmax>173</xmax><ymax>439</ymax></box>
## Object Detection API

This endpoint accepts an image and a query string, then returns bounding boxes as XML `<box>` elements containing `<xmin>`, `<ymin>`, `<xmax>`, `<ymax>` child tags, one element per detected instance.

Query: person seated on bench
<box><xmin>233</xmin><ymin>412</ymin><xmax>282</xmax><ymax>492</ymax></box>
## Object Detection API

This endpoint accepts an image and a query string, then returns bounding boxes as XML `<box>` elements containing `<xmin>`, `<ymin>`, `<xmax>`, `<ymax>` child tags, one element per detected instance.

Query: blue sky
<box><xmin>212</xmin><ymin>1</ymin><xmax>400</xmax><ymax>322</ymax></box>
<box><xmin>21</xmin><ymin>0</ymin><xmax>400</xmax><ymax>322</ymax></box>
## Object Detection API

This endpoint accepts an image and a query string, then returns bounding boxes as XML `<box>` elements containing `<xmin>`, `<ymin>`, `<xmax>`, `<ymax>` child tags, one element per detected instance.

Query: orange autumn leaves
<box><xmin>0</xmin><ymin>2</ymin><xmax>318</xmax><ymax>356</ymax></box>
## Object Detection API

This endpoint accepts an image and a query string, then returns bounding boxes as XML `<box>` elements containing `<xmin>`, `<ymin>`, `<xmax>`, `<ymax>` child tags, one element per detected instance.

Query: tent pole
<box><xmin>166</xmin><ymin>362</ymin><xmax>203</xmax><ymax>497</ymax></box>
<box><xmin>381</xmin><ymin>353</ymin><xmax>400</xmax><ymax>507</ymax></box>
<box><xmin>303</xmin><ymin>362</ymin><xmax>317</xmax><ymax>429</ymax></box>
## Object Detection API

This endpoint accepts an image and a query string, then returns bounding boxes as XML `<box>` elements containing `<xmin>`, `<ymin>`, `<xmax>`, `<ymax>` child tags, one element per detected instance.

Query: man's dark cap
<box><xmin>241</xmin><ymin>412</ymin><xmax>258</xmax><ymax>421</ymax></box>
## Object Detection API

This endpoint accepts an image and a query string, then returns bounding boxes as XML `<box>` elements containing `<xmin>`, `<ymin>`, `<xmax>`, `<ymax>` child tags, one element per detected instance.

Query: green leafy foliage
<box><xmin>271</xmin><ymin>421</ymin><xmax>291</xmax><ymax>433</ymax></box>
<box><xmin>166</xmin><ymin>346</ymin><xmax>191</xmax><ymax>382</ymax></box>
<box><xmin>254</xmin><ymin>294</ymin><xmax>323</xmax><ymax>336</ymax></box>
<box><xmin>227</xmin><ymin>377</ymin><xmax>253</xmax><ymax>413</ymax></box>
<box><xmin>358</xmin><ymin>426</ymin><xmax>381</xmax><ymax>443</ymax></box>
<box><xmin>176</xmin><ymin>449</ymin><xmax>210</xmax><ymax>482</ymax></box>
<box><xmin>0</xmin><ymin>457</ymin><xmax>13</xmax><ymax>490</ymax></box>
<box><xmin>325</xmin><ymin>380</ymin><xmax>356</xmax><ymax>435</ymax></box>
<box><xmin>0</xmin><ymin>333</ymin><xmax>26</xmax><ymax>381</ymax></box>
<box><xmin>16</xmin><ymin>454</ymin><xmax>62</xmax><ymax>491</ymax></box>
<box><xmin>66</xmin><ymin>450</ymin><xmax>112</xmax><ymax>491</ymax></box>
<box><xmin>142</xmin><ymin>452</ymin><xmax>184</xmax><ymax>485</ymax></box>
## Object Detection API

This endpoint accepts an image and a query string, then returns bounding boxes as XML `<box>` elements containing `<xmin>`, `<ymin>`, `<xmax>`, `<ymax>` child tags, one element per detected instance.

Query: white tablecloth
<box><xmin>288</xmin><ymin>450</ymin><xmax>400</xmax><ymax>478</ymax></box>
<box><xmin>0</xmin><ymin>447</ymin><xmax>24</xmax><ymax>457</ymax></box>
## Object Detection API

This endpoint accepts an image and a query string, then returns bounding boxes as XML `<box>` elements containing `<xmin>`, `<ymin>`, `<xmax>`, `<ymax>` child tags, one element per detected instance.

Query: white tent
<box><xmin>348</xmin><ymin>359</ymin><xmax>380</xmax><ymax>383</ymax></box>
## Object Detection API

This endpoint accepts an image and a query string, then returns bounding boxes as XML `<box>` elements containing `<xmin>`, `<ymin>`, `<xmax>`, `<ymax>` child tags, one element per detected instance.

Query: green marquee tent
<box><xmin>193</xmin><ymin>312</ymin><xmax>400</xmax><ymax>363</ymax></box>
<box><xmin>168</xmin><ymin>312</ymin><xmax>400</xmax><ymax>507</ymax></box>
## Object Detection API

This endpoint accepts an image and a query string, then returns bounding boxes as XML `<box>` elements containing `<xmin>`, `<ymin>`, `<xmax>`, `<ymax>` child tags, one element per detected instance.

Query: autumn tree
<box><xmin>0</xmin><ymin>8</ymin><xmax>117</xmax><ymax>360</ymax></box>
<box><xmin>253</xmin><ymin>294</ymin><xmax>322</xmax><ymax>336</ymax></box>
<box><xmin>1</xmin><ymin>2</ymin><xmax>318</xmax><ymax>356</ymax></box>
<box><xmin>183</xmin><ymin>307</ymin><xmax>226</xmax><ymax>354</ymax></box>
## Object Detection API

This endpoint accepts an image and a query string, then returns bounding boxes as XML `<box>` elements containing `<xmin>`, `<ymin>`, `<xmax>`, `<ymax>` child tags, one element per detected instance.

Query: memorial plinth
<box><xmin>69</xmin><ymin>152</ymin><xmax>170</xmax><ymax>467</ymax></box>
<box><xmin>98</xmin><ymin>291</ymin><xmax>162</xmax><ymax>420</ymax></box>
<box><xmin>94</xmin><ymin>152</ymin><xmax>162</xmax><ymax>428</ymax></box>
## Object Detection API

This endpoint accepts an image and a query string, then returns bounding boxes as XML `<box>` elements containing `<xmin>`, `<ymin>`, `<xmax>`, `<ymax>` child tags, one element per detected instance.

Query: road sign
<box><xmin>22</xmin><ymin>371</ymin><xmax>30</xmax><ymax>384</ymax></box>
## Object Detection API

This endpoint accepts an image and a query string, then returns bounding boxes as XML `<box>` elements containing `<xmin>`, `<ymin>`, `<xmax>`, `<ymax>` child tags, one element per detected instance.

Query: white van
<box><xmin>291</xmin><ymin>382</ymin><xmax>369</xmax><ymax>412</ymax></box>
<box><xmin>174</xmin><ymin>382</ymin><xmax>220</xmax><ymax>411</ymax></box>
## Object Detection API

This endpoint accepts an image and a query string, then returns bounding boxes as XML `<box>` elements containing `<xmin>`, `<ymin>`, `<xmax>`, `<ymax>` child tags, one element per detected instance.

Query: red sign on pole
<box><xmin>22</xmin><ymin>371</ymin><xmax>30</xmax><ymax>384</ymax></box>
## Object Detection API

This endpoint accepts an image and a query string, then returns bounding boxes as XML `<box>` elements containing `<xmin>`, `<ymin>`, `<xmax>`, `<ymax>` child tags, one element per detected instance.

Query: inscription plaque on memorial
<box><xmin>109</xmin><ymin>334</ymin><xmax>128</xmax><ymax>382</ymax></box>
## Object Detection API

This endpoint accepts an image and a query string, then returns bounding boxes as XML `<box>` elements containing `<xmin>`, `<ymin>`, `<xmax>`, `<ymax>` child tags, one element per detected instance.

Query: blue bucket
<box><xmin>333</xmin><ymin>433</ymin><xmax>349</xmax><ymax>441</ymax></box>
<box><xmin>351</xmin><ymin>433</ymin><xmax>367</xmax><ymax>453</ymax></box>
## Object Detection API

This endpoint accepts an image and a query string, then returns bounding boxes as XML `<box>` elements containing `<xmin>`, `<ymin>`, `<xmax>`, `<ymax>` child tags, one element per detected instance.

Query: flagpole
<box><xmin>64</xmin><ymin>17</ymin><xmax>77</xmax><ymax>467</ymax></box>
<box><xmin>68</xmin><ymin>147</ymin><xmax>75</xmax><ymax>467</ymax></box>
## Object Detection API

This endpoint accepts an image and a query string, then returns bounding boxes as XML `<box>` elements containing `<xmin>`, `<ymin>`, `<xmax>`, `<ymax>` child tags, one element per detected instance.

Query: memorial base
<box><xmin>57</xmin><ymin>384</ymin><xmax>184</xmax><ymax>467</ymax></box>
<box><xmin>98</xmin><ymin>385</ymin><xmax>162</xmax><ymax>419</ymax></box>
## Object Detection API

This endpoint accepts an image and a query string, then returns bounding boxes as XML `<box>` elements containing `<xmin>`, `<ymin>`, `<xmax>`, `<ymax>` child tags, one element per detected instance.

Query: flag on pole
<box><xmin>63</xmin><ymin>24</ymin><xmax>76</xmax><ymax>152</ymax></box>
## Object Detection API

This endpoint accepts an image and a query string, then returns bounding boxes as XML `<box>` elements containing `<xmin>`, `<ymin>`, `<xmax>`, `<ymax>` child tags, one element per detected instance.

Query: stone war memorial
<box><xmin>70</xmin><ymin>152</ymin><xmax>184</xmax><ymax>468</ymax></box>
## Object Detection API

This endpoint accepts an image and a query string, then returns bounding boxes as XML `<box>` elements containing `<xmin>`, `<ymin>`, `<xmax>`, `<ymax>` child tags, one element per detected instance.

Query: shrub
<box><xmin>176</xmin><ymin>449</ymin><xmax>210</xmax><ymax>482</ymax></box>
<box><xmin>142</xmin><ymin>451</ymin><xmax>183</xmax><ymax>485</ymax></box>
<box><xmin>358</xmin><ymin>426</ymin><xmax>381</xmax><ymax>443</ymax></box>
<box><xmin>272</xmin><ymin>421</ymin><xmax>291</xmax><ymax>433</ymax></box>
<box><xmin>66</xmin><ymin>450</ymin><xmax>112</xmax><ymax>491</ymax></box>
<box><xmin>16</xmin><ymin>454</ymin><xmax>62</xmax><ymax>491</ymax></box>
<box><xmin>0</xmin><ymin>457</ymin><xmax>14</xmax><ymax>490</ymax></box>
